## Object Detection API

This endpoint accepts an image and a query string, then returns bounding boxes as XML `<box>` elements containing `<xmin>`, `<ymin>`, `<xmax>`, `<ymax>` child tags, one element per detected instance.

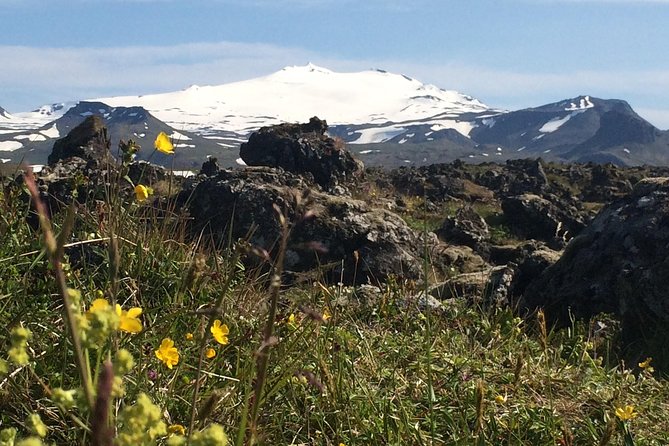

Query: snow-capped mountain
<box><xmin>1</xmin><ymin>64</ymin><xmax>668</xmax><ymax>167</ymax></box>
<box><xmin>94</xmin><ymin>63</ymin><xmax>497</xmax><ymax>144</ymax></box>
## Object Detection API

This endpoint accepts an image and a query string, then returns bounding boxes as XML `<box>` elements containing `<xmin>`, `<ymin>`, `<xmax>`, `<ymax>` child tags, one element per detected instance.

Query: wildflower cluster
<box><xmin>115</xmin><ymin>393</ymin><xmax>167</xmax><ymax>446</ymax></box>
<box><xmin>166</xmin><ymin>423</ymin><xmax>228</xmax><ymax>446</ymax></box>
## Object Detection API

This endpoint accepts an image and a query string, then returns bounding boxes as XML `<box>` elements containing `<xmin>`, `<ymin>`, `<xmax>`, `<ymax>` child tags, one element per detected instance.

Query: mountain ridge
<box><xmin>1</xmin><ymin>65</ymin><xmax>668</xmax><ymax>167</ymax></box>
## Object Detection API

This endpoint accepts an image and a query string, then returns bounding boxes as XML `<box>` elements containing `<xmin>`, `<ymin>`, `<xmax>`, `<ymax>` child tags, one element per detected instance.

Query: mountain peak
<box><xmin>0</xmin><ymin>106</ymin><xmax>11</xmax><ymax>120</ymax></box>
<box><xmin>278</xmin><ymin>63</ymin><xmax>333</xmax><ymax>75</ymax></box>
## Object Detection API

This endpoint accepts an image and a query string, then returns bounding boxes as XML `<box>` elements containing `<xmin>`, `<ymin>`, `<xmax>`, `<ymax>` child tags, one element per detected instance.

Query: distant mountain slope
<box><xmin>2</xmin><ymin>66</ymin><xmax>669</xmax><ymax>168</ymax></box>
<box><xmin>0</xmin><ymin>102</ymin><xmax>239</xmax><ymax>167</ymax></box>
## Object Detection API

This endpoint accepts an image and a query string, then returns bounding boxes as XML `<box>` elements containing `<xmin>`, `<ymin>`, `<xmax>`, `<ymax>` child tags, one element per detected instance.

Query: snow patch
<box><xmin>236</xmin><ymin>157</ymin><xmax>247</xmax><ymax>166</ymax></box>
<box><xmin>623</xmin><ymin>148</ymin><xmax>631</xmax><ymax>154</ymax></box>
<box><xmin>1</xmin><ymin>158</ymin><xmax>11</xmax><ymax>163</ymax></box>
<box><xmin>14</xmin><ymin>133</ymin><xmax>47</xmax><ymax>142</ymax></box>
<box><xmin>482</xmin><ymin>118</ymin><xmax>496</xmax><ymax>128</ymax></box>
<box><xmin>540</xmin><ymin>109</ymin><xmax>587</xmax><ymax>133</ymax></box>
<box><xmin>169</xmin><ymin>131</ymin><xmax>191</xmax><ymax>141</ymax></box>
<box><xmin>40</xmin><ymin>124</ymin><xmax>60</xmax><ymax>138</ymax></box>
<box><xmin>0</xmin><ymin>141</ymin><xmax>23</xmax><ymax>152</ymax></box>
<box><xmin>565</xmin><ymin>96</ymin><xmax>594</xmax><ymax>111</ymax></box>
<box><xmin>351</xmin><ymin>125</ymin><xmax>406</xmax><ymax>144</ymax></box>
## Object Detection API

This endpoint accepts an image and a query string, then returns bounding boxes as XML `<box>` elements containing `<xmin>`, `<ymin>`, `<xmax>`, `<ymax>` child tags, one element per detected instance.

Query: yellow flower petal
<box><xmin>134</xmin><ymin>184</ymin><xmax>153</xmax><ymax>202</ymax></box>
<box><xmin>115</xmin><ymin>304</ymin><xmax>143</xmax><ymax>334</ymax></box>
<box><xmin>119</xmin><ymin>318</ymin><xmax>143</xmax><ymax>334</ymax></box>
<box><xmin>615</xmin><ymin>405</ymin><xmax>637</xmax><ymax>421</ymax></box>
<box><xmin>167</xmin><ymin>424</ymin><xmax>186</xmax><ymax>436</ymax></box>
<box><xmin>126</xmin><ymin>307</ymin><xmax>142</xmax><ymax>318</ymax></box>
<box><xmin>205</xmin><ymin>348</ymin><xmax>216</xmax><ymax>359</ymax></box>
<box><xmin>154</xmin><ymin>131</ymin><xmax>174</xmax><ymax>154</ymax></box>
<box><xmin>90</xmin><ymin>298</ymin><xmax>110</xmax><ymax>313</ymax></box>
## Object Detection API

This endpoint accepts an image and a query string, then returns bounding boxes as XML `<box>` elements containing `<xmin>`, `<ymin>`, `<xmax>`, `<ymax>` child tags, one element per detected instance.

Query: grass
<box><xmin>1</xmin><ymin>166</ymin><xmax>669</xmax><ymax>445</ymax></box>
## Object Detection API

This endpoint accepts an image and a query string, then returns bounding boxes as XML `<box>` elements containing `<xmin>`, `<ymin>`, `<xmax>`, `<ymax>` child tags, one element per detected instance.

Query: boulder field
<box><xmin>13</xmin><ymin>115</ymin><xmax>669</xmax><ymax>370</ymax></box>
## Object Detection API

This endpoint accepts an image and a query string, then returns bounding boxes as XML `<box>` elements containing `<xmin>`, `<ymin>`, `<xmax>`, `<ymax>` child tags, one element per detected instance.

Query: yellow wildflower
<box><xmin>210</xmin><ymin>320</ymin><xmax>229</xmax><ymax>345</ymax></box>
<box><xmin>287</xmin><ymin>313</ymin><xmax>300</xmax><ymax>328</ymax></box>
<box><xmin>615</xmin><ymin>405</ymin><xmax>637</xmax><ymax>421</ymax></box>
<box><xmin>185</xmin><ymin>332</ymin><xmax>194</xmax><ymax>341</ymax></box>
<box><xmin>155</xmin><ymin>338</ymin><xmax>180</xmax><ymax>369</ymax></box>
<box><xmin>495</xmin><ymin>394</ymin><xmax>507</xmax><ymax>404</ymax></box>
<box><xmin>167</xmin><ymin>424</ymin><xmax>186</xmax><ymax>436</ymax></box>
<box><xmin>115</xmin><ymin>304</ymin><xmax>143</xmax><ymax>334</ymax></box>
<box><xmin>205</xmin><ymin>348</ymin><xmax>216</xmax><ymax>359</ymax></box>
<box><xmin>134</xmin><ymin>184</ymin><xmax>153</xmax><ymax>202</ymax></box>
<box><xmin>154</xmin><ymin>132</ymin><xmax>174</xmax><ymax>154</ymax></box>
<box><xmin>322</xmin><ymin>309</ymin><xmax>332</xmax><ymax>322</ymax></box>
<box><xmin>638</xmin><ymin>357</ymin><xmax>654</xmax><ymax>372</ymax></box>
<box><xmin>88</xmin><ymin>298</ymin><xmax>111</xmax><ymax>314</ymax></box>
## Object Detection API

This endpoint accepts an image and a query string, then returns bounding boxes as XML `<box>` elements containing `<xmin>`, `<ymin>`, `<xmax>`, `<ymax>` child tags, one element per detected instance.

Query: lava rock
<box><xmin>522</xmin><ymin>177</ymin><xmax>669</xmax><ymax>367</ymax></box>
<box><xmin>501</xmin><ymin>193</ymin><xmax>587</xmax><ymax>248</ymax></box>
<box><xmin>436</xmin><ymin>206</ymin><xmax>490</xmax><ymax>253</ymax></box>
<box><xmin>181</xmin><ymin>166</ymin><xmax>455</xmax><ymax>285</ymax></box>
<box><xmin>239</xmin><ymin>117</ymin><xmax>363</xmax><ymax>189</ymax></box>
<box><xmin>48</xmin><ymin>115</ymin><xmax>112</xmax><ymax>166</ymax></box>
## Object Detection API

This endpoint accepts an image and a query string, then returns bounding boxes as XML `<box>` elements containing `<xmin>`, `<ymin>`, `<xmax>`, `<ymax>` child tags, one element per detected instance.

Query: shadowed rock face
<box><xmin>47</xmin><ymin>115</ymin><xmax>112</xmax><ymax>166</ymax></box>
<box><xmin>522</xmin><ymin>177</ymin><xmax>669</xmax><ymax>365</ymax></box>
<box><xmin>239</xmin><ymin>116</ymin><xmax>363</xmax><ymax>189</ymax></box>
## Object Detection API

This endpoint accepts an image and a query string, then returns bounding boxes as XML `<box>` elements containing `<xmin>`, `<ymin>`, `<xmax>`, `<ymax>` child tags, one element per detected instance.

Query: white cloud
<box><xmin>0</xmin><ymin>42</ymin><xmax>316</xmax><ymax>108</ymax></box>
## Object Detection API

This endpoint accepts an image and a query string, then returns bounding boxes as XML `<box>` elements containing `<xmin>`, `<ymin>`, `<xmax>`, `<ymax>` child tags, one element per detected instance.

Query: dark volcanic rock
<box><xmin>522</xmin><ymin>177</ymin><xmax>669</xmax><ymax>366</ymax></box>
<box><xmin>436</xmin><ymin>206</ymin><xmax>490</xmax><ymax>252</ymax></box>
<box><xmin>182</xmin><ymin>167</ymin><xmax>457</xmax><ymax>284</ymax></box>
<box><xmin>580</xmin><ymin>163</ymin><xmax>633</xmax><ymax>202</ymax></box>
<box><xmin>239</xmin><ymin>117</ymin><xmax>363</xmax><ymax>189</ymax></box>
<box><xmin>199</xmin><ymin>157</ymin><xmax>220</xmax><ymax>177</ymax></box>
<box><xmin>501</xmin><ymin>193</ymin><xmax>587</xmax><ymax>248</ymax></box>
<box><xmin>47</xmin><ymin>115</ymin><xmax>112</xmax><ymax>166</ymax></box>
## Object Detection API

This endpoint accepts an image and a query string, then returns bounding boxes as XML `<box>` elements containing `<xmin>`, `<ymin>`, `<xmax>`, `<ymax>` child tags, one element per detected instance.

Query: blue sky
<box><xmin>2</xmin><ymin>0</ymin><xmax>669</xmax><ymax>128</ymax></box>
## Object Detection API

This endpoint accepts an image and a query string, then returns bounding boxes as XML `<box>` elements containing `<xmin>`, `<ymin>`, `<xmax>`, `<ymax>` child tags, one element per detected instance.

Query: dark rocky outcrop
<box><xmin>522</xmin><ymin>177</ymin><xmax>669</xmax><ymax>365</ymax></box>
<box><xmin>239</xmin><ymin>116</ymin><xmax>363</xmax><ymax>189</ymax></box>
<box><xmin>436</xmin><ymin>206</ymin><xmax>490</xmax><ymax>253</ymax></box>
<box><xmin>181</xmin><ymin>166</ymin><xmax>460</xmax><ymax>285</ymax></box>
<box><xmin>47</xmin><ymin>116</ymin><xmax>112</xmax><ymax>166</ymax></box>
<box><xmin>199</xmin><ymin>157</ymin><xmax>220</xmax><ymax>177</ymax></box>
<box><xmin>501</xmin><ymin>193</ymin><xmax>587</xmax><ymax>248</ymax></box>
